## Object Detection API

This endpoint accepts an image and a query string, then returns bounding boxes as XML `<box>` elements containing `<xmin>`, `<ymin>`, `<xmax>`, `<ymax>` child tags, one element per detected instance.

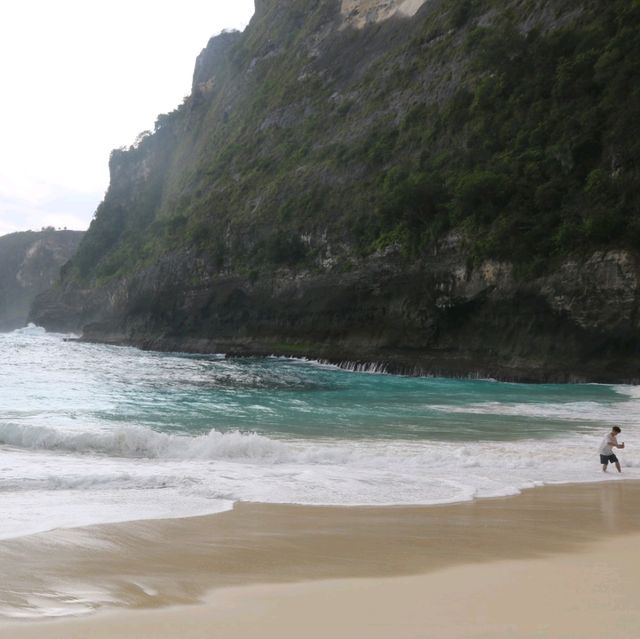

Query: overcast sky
<box><xmin>0</xmin><ymin>1</ymin><xmax>255</xmax><ymax>237</ymax></box>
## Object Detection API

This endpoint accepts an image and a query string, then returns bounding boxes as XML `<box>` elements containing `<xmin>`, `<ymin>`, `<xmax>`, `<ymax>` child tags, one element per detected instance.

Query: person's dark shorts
<box><xmin>600</xmin><ymin>454</ymin><xmax>619</xmax><ymax>465</ymax></box>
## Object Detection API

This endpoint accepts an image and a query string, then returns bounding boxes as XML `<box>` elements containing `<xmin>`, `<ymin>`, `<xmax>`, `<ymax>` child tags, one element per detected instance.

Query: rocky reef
<box><xmin>31</xmin><ymin>0</ymin><xmax>640</xmax><ymax>382</ymax></box>
<box><xmin>0</xmin><ymin>230</ymin><xmax>83</xmax><ymax>331</ymax></box>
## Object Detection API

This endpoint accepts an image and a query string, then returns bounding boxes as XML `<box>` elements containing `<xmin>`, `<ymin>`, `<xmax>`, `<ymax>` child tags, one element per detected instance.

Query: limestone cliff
<box><xmin>0</xmin><ymin>230</ymin><xmax>83</xmax><ymax>331</ymax></box>
<box><xmin>340</xmin><ymin>0</ymin><xmax>428</xmax><ymax>29</ymax></box>
<box><xmin>30</xmin><ymin>0</ymin><xmax>640</xmax><ymax>382</ymax></box>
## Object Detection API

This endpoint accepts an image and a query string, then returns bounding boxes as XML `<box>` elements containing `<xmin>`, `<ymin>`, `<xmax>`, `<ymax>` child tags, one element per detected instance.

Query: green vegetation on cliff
<box><xmin>67</xmin><ymin>0</ymin><xmax>640</xmax><ymax>285</ymax></box>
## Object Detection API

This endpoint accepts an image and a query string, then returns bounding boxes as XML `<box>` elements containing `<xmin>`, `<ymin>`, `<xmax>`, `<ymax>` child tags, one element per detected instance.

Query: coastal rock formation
<box><xmin>31</xmin><ymin>239</ymin><xmax>640</xmax><ymax>382</ymax></box>
<box><xmin>31</xmin><ymin>0</ymin><xmax>640</xmax><ymax>382</ymax></box>
<box><xmin>0</xmin><ymin>230</ymin><xmax>83</xmax><ymax>331</ymax></box>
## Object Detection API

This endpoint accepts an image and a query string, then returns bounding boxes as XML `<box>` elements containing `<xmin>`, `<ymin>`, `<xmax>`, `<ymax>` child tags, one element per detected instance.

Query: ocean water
<box><xmin>1</xmin><ymin>325</ymin><xmax>638</xmax><ymax>541</ymax></box>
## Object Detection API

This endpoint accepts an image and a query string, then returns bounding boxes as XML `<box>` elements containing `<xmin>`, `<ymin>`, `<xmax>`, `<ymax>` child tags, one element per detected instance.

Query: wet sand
<box><xmin>1</xmin><ymin>480</ymin><xmax>639</xmax><ymax>637</ymax></box>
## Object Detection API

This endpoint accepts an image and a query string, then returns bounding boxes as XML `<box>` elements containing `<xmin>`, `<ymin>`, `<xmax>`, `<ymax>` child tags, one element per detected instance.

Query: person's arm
<box><xmin>612</xmin><ymin>437</ymin><xmax>625</xmax><ymax>449</ymax></box>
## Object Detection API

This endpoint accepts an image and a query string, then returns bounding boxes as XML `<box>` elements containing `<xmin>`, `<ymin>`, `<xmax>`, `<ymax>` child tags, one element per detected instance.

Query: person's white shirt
<box><xmin>599</xmin><ymin>432</ymin><xmax>617</xmax><ymax>455</ymax></box>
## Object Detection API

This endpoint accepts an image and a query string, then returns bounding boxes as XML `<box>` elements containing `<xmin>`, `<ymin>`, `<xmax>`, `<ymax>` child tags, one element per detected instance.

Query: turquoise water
<box><xmin>101</xmin><ymin>356</ymin><xmax>622</xmax><ymax>441</ymax></box>
<box><xmin>1</xmin><ymin>325</ymin><xmax>638</xmax><ymax>542</ymax></box>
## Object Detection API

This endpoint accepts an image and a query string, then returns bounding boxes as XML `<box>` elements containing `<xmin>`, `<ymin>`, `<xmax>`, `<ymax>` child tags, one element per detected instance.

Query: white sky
<box><xmin>0</xmin><ymin>0</ymin><xmax>255</xmax><ymax>236</ymax></box>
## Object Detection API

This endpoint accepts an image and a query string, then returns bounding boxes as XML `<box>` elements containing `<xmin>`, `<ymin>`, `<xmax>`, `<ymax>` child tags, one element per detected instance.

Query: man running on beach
<box><xmin>599</xmin><ymin>426</ymin><xmax>624</xmax><ymax>473</ymax></box>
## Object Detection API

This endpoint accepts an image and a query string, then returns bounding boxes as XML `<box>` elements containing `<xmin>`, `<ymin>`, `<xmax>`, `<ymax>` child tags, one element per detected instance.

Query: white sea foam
<box><xmin>12</xmin><ymin>323</ymin><xmax>47</xmax><ymax>335</ymax></box>
<box><xmin>611</xmin><ymin>384</ymin><xmax>640</xmax><ymax>400</ymax></box>
<box><xmin>430</xmin><ymin>398</ymin><xmax>640</xmax><ymax>425</ymax></box>
<box><xmin>0</xmin><ymin>422</ymin><xmax>290</xmax><ymax>461</ymax></box>
<box><xmin>2</xmin><ymin>422</ymin><xmax>639</xmax><ymax>543</ymax></box>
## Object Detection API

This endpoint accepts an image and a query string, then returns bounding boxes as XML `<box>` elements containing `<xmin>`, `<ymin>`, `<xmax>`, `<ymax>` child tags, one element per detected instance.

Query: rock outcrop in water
<box><xmin>30</xmin><ymin>0</ymin><xmax>640</xmax><ymax>382</ymax></box>
<box><xmin>0</xmin><ymin>230</ymin><xmax>83</xmax><ymax>331</ymax></box>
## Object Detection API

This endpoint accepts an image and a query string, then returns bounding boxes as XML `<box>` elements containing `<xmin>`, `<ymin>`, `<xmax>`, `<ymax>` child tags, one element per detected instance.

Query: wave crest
<box><xmin>0</xmin><ymin>423</ymin><xmax>290</xmax><ymax>462</ymax></box>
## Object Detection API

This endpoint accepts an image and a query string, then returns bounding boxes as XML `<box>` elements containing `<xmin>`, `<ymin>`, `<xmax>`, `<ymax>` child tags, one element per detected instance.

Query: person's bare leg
<box><xmin>602</xmin><ymin>464</ymin><xmax>608</xmax><ymax>472</ymax></box>
<box><xmin>615</xmin><ymin>461</ymin><xmax>622</xmax><ymax>473</ymax></box>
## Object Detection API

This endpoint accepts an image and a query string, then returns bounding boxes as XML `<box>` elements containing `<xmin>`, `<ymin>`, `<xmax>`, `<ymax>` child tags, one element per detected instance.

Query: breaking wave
<box><xmin>0</xmin><ymin>423</ymin><xmax>291</xmax><ymax>462</ymax></box>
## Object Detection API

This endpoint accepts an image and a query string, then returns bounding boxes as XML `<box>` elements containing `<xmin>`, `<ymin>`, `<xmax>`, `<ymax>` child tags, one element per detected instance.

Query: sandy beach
<box><xmin>2</xmin><ymin>479</ymin><xmax>640</xmax><ymax>637</ymax></box>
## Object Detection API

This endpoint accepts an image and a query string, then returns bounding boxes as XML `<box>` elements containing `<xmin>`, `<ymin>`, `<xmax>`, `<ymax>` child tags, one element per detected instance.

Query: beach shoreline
<box><xmin>2</xmin><ymin>479</ymin><xmax>640</xmax><ymax>636</ymax></box>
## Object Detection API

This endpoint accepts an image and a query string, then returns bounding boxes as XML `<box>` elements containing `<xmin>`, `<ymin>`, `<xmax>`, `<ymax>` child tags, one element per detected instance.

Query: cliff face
<box><xmin>31</xmin><ymin>0</ymin><xmax>640</xmax><ymax>382</ymax></box>
<box><xmin>0</xmin><ymin>230</ymin><xmax>84</xmax><ymax>331</ymax></box>
<box><xmin>31</xmin><ymin>237</ymin><xmax>640</xmax><ymax>382</ymax></box>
